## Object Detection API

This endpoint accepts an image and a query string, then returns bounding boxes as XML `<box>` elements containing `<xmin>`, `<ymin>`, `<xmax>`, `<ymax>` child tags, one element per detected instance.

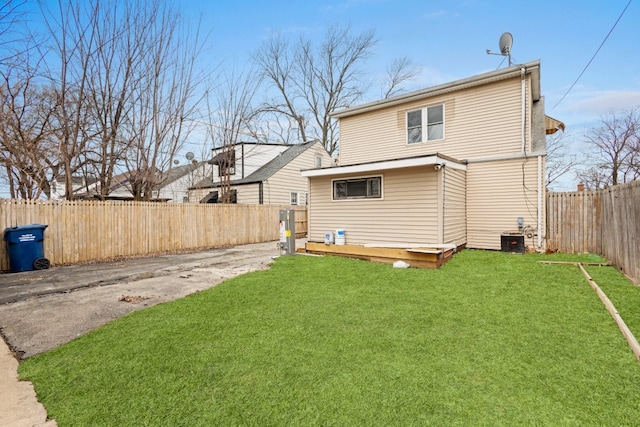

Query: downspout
<box><xmin>437</xmin><ymin>164</ymin><xmax>445</xmax><ymax>245</ymax></box>
<box><xmin>242</xmin><ymin>143</ymin><xmax>245</xmax><ymax>179</ymax></box>
<box><xmin>521</xmin><ymin>66</ymin><xmax>526</xmax><ymax>156</ymax></box>
<box><xmin>537</xmin><ymin>156</ymin><xmax>543</xmax><ymax>249</ymax></box>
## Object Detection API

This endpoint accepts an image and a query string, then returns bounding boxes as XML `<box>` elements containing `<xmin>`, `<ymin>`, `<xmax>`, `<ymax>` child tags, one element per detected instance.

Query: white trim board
<box><xmin>301</xmin><ymin>155</ymin><xmax>466</xmax><ymax>178</ymax></box>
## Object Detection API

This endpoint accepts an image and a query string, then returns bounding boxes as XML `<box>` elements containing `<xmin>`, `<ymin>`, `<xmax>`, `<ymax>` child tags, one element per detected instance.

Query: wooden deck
<box><xmin>301</xmin><ymin>242</ymin><xmax>457</xmax><ymax>269</ymax></box>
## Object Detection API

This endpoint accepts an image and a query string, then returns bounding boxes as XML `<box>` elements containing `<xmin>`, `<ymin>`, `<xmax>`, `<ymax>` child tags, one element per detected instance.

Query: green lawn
<box><xmin>19</xmin><ymin>250</ymin><xmax>640</xmax><ymax>426</ymax></box>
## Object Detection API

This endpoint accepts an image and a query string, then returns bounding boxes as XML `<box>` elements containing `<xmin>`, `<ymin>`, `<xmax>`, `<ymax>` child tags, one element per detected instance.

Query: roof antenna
<box><xmin>486</xmin><ymin>32</ymin><xmax>513</xmax><ymax>67</ymax></box>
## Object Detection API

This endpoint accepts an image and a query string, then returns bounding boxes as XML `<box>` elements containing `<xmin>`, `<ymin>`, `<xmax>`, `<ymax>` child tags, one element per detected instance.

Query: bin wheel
<box><xmin>33</xmin><ymin>257</ymin><xmax>50</xmax><ymax>270</ymax></box>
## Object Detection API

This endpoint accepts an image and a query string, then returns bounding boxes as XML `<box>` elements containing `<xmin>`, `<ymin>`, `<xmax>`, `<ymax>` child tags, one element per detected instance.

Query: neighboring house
<box><xmin>155</xmin><ymin>162</ymin><xmax>211</xmax><ymax>203</ymax></box>
<box><xmin>301</xmin><ymin>60</ymin><xmax>564</xmax><ymax>264</ymax></box>
<box><xmin>50</xmin><ymin>175</ymin><xmax>98</xmax><ymax>200</ymax></box>
<box><xmin>190</xmin><ymin>140</ymin><xmax>332</xmax><ymax>205</ymax></box>
<box><xmin>68</xmin><ymin>162</ymin><xmax>210</xmax><ymax>202</ymax></box>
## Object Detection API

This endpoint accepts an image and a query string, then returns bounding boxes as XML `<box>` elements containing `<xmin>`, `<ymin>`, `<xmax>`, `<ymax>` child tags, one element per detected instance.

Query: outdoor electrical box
<box><xmin>279</xmin><ymin>209</ymin><xmax>295</xmax><ymax>255</ymax></box>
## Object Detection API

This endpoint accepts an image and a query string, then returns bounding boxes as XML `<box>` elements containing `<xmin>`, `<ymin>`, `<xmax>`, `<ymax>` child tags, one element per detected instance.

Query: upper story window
<box><xmin>407</xmin><ymin>104</ymin><xmax>444</xmax><ymax>144</ymax></box>
<box><xmin>333</xmin><ymin>176</ymin><xmax>382</xmax><ymax>200</ymax></box>
<box><xmin>315</xmin><ymin>155</ymin><xmax>323</xmax><ymax>168</ymax></box>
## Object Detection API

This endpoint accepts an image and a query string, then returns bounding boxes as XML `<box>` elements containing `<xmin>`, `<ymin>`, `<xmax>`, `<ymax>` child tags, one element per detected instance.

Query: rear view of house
<box><xmin>302</xmin><ymin>60</ymin><xmax>564</xmax><ymax>266</ymax></box>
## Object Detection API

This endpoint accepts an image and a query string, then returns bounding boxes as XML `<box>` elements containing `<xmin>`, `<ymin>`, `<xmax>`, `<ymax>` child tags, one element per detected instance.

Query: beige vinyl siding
<box><xmin>188</xmin><ymin>188</ymin><xmax>209</xmax><ymax>203</ymax></box>
<box><xmin>235</xmin><ymin>184</ymin><xmax>261</xmax><ymax>204</ymax></box>
<box><xmin>339</xmin><ymin>77</ymin><xmax>529</xmax><ymax>165</ymax></box>
<box><xmin>308</xmin><ymin>166</ymin><xmax>439</xmax><ymax>245</ymax></box>
<box><xmin>443</xmin><ymin>167</ymin><xmax>466</xmax><ymax>246</ymax></box>
<box><xmin>466</xmin><ymin>157</ymin><xmax>544</xmax><ymax>250</ymax></box>
<box><xmin>265</xmin><ymin>142</ymin><xmax>331</xmax><ymax>205</ymax></box>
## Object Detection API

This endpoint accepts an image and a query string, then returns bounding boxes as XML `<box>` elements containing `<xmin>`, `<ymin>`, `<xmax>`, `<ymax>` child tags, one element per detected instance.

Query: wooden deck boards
<box><xmin>301</xmin><ymin>242</ymin><xmax>456</xmax><ymax>269</ymax></box>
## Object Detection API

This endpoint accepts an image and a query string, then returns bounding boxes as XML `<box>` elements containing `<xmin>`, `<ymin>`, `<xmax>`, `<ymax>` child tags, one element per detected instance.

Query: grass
<box><xmin>19</xmin><ymin>250</ymin><xmax>640</xmax><ymax>426</ymax></box>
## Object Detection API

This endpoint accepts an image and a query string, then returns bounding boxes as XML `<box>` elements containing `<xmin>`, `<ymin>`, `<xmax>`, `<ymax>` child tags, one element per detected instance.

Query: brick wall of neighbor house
<box><xmin>263</xmin><ymin>142</ymin><xmax>332</xmax><ymax>206</ymax></box>
<box><xmin>443</xmin><ymin>167</ymin><xmax>467</xmax><ymax>247</ymax></box>
<box><xmin>338</xmin><ymin>77</ymin><xmax>527</xmax><ymax>165</ymax></box>
<box><xmin>466</xmin><ymin>157</ymin><xmax>544</xmax><ymax>250</ymax></box>
<box><xmin>308</xmin><ymin>166</ymin><xmax>439</xmax><ymax>245</ymax></box>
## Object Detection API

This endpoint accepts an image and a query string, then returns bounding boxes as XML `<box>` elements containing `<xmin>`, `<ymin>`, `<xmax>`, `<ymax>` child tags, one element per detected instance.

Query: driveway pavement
<box><xmin>0</xmin><ymin>240</ymin><xmax>297</xmax><ymax>427</ymax></box>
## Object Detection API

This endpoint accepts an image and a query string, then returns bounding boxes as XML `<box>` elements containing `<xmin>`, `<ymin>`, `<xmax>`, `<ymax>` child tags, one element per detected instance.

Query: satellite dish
<box><xmin>499</xmin><ymin>32</ymin><xmax>513</xmax><ymax>56</ymax></box>
<box><xmin>486</xmin><ymin>32</ymin><xmax>513</xmax><ymax>67</ymax></box>
<box><xmin>185</xmin><ymin>152</ymin><xmax>194</xmax><ymax>161</ymax></box>
<box><xmin>173</xmin><ymin>159</ymin><xmax>179</xmax><ymax>165</ymax></box>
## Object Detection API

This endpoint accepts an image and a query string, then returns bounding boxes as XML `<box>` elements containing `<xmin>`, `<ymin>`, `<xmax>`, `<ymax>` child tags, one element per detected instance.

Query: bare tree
<box><xmin>78</xmin><ymin>0</ymin><xmax>149</xmax><ymax>199</ymax></box>
<box><xmin>545</xmin><ymin>130</ymin><xmax>580</xmax><ymax>188</ymax></box>
<box><xmin>36</xmin><ymin>0</ymin><xmax>205</xmax><ymax>201</ymax></box>
<box><xmin>205</xmin><ymin>67</ymin><xmax>261</xmax><ymax>203</ymax></box>
<box><xmin>40</xmin><ymin>0</ymin><xmax>101</xmax><ymax>200</ymax></box>
<box><xmin>381</xmin><ymin>56</ymin><xmax>421</xmax><ymax>99</ymax></box>
<box><xmin>123</xmin><ymin>1</ymin><xmax>204</xmax><ymax>201</ymax></box>
<box><xmin>254</xmin><ymin>25</ymin><xmax>377</xmax><ymax>155</ymax></box>
<box><xmin>0</xmin><ymin>59</ymin><xmax>58</xmax><ymax>199</ymax></box>
<box><xmin>1</xmin><ymin>0</ymin><xmax>207</xmax><ymax>200</ymax></box>
<box><xmin>0</xmin><ymin>0</ymin><xmax>27</xmax><ymax>63</ymax></box>
<box><xmin>575</xmin><ymin>158</ymin><xmax>612</xmax><ymax>190</ymax></box>
<box><xmin>584</xmin><ymin>107</ymin><xmax>640</xmax><ymax>186</ymax></box>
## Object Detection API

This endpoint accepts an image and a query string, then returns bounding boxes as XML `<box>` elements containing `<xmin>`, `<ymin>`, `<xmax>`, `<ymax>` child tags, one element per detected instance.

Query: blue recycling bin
<box><xmin>3</xmin><ymin>224</ymin><xmax>50</xmax><ymax>273</ymax></box>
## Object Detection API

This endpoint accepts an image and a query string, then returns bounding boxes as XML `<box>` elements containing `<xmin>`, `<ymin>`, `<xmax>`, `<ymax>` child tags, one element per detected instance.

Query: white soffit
<box><xmin>301</xmin><ymin>155</ymin><xmax>466</xmax><ymax>177</ymax></box>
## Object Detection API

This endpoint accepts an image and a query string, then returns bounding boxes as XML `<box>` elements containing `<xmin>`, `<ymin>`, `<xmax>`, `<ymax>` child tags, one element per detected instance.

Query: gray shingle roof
<box><xmin>162</xmin><ymin>161</ymin><xmax>204</xmax><ymax>186</ymax></box>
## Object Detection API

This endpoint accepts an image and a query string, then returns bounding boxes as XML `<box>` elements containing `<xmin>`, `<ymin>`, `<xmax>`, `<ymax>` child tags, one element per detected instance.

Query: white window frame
<box><xmin>406</xmin><ymin>103</ymin><xmax>445</xmax><ymax>144</ymax></box>
<box><xmin>331</xmin><ymin>175</ymin><xmax>383</xmax><ymax>201</ymax></box>
<box><xmin>290</xmin><ymin>191</ymin><xmax>298</xmax><ymax>205</ymax></box>
<box><xmin>315</xmin><ymin>155</ymin><xmax>323</xmax><ymax>168</ymax></box>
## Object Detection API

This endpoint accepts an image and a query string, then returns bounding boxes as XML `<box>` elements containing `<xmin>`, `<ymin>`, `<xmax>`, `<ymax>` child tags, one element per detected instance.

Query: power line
<box><xmin>552</xmin><ymin>0</ymin><xmax>632</xmax><ymax>110</ymax></box>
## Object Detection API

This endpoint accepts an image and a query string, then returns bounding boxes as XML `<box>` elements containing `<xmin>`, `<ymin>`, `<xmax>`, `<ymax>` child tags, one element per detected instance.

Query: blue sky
<box><xmin>180</xmin><ymin>0</ymin><xmax>639</xmax><ymax>190</ymax></box>
<box><xmin>186</xmin><ymin>0</ymin><xmax>638</xmax><ymax>126</ymax></box>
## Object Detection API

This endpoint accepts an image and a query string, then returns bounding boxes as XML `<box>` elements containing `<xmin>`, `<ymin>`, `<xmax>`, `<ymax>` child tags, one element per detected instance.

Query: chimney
<box><xmin>577</xmin><ymin>183</ymin><xmax>585</xmax><ymax>192</ymax></box>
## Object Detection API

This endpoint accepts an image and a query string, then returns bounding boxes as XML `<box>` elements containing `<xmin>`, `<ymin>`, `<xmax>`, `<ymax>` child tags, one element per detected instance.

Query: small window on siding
<box><xmin>315</xmin><ymin>156</ymin><xmax>322</xmax><ymax>168</ymax></box>
<box><xmin>290</xmin><ymin>191</ymin><xmax>298</xmax><ymax>205</ymax></box>
<box><xmin>333</xmin><ymin>177</ymin><xmax>382</xmax><ymax>200</ymax></box>
<box><xmin>407</xmin><ymin>110</ymin><xmax>422</xmax><ymax>143</ymax></box>
<box><xmin>407</xmin><ymin>104</ymin><xmax>444</xmax><ymax>144</ymax></box>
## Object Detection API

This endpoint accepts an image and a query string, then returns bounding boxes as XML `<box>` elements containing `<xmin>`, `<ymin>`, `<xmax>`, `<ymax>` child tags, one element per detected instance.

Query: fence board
<box><xmin>1</xmin><ymin>200</ymin><xmax>307</xmax><ymax>272</ymax></box>
<box><xmin>547</xmin><ymin>181</ymin><xmax>640</xmax><ymax>285</ymax></box>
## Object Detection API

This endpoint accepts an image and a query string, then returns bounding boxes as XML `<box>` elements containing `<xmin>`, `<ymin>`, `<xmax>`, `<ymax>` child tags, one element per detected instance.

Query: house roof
<box><xmin>161</xmin><ymin>161</ymin><xmax>205</xmax><ymax>186</ymax></box>
<box><xmin>191</xmin><ymin>140</ymin><xmax>320</xmax><ymax>189</ymax></box>
<box><xmin>545</xmin><ymin>115</ymin><xmax>566</xmax><ymax>135</ymax></box>
<box><xmin>301</xmin><ymin>153</ymin><xmax>467</xmax><ymax>178</ymax></box>
<box><xmin>332</xmin><ymin>60</ymin><xmax>541</xmax><ymax>119</ymax></box>
<box><xmin>208</xmin><ymin>151</ymin><xmax>235</xmax><ymax>165</ymax></box>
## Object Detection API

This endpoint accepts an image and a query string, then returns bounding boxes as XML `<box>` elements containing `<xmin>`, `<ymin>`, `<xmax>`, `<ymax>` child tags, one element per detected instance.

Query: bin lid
<box><xmin>3</xmin><ymin>224</ymin><xmax>48</xmax><ymax>241</ymax></box>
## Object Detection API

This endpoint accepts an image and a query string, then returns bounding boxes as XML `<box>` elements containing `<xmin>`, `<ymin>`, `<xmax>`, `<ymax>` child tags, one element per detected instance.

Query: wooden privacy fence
<box><xmin>547</xmin><ymin>180</ymin><xmax>640</xmax><ymax>285</ymax></box>
<box><xmin>0</xmin><ymin>200</ymin><xmax>307</xmax><ymax>271</ymax></box>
